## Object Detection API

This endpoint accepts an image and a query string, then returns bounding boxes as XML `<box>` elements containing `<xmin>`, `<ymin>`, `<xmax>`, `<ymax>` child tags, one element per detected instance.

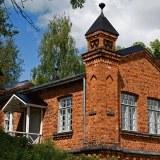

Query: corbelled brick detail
<box><xmin>85</xmin><ymin>30</ymin><xmax>118</xmax><ymax>52</ymax></box>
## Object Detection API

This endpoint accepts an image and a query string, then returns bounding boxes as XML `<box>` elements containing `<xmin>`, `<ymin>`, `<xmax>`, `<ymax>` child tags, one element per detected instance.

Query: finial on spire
<box><xmin>99</xmin><ymin>3</ymin><xmax>105</xmax><ymax>14</ymax></box>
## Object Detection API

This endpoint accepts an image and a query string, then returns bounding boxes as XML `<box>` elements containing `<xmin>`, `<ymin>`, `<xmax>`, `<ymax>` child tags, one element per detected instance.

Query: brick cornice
<box><xmin>53</xmin><ymin>131</ymin><xmax>73</xmax><ymax>140</ymax></box>
<box><xmin>121</xmin><ymin>130</ymin><xmax>160</xmax><ymax>141</ymax></box>
<box><xmin>85</xmin><ymin>30</ymin><xmax>118</xmax><ymax>41</ymax></box>
<box><xmin>82</xmin><ymin>48</ymin><xmax>120</xmax><ymax>66</ymax></box>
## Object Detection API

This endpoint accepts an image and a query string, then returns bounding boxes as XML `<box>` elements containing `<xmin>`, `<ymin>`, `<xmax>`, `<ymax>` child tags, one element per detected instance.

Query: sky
<box><xmin>4</xmin><ymin>0</ymin><xmax>160</xmax><ymax>81</ymax></box>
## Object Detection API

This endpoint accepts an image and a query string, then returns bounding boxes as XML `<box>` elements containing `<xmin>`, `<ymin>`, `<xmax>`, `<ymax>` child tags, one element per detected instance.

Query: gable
<box><xmin>2</xmin><ymin>93</ymin><xmax>47</xmax><ymax>112</ymax></box>
<box><xmin>119</xmin><ymin>53</ymin><xmax>160</xmax><ymax>97</ymax></box>
<box><xmin>120</xmin><ymin>49</ymin><xmax>160</xmax><ymax>73</ymax></box>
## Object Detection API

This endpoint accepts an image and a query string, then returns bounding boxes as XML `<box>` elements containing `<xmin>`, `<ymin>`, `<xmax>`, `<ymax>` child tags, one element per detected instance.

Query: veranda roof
<box><xmin>2</xmin><ymin>93</ymin><xmax>47</xmax><ymax>112</ymax></box>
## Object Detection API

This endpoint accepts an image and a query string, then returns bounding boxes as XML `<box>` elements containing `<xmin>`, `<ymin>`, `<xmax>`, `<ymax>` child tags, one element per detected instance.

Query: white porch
<box><xmin>2</xmin><ymin>93</ymin><xmax>47</xmax><ymax>144</ymax></box>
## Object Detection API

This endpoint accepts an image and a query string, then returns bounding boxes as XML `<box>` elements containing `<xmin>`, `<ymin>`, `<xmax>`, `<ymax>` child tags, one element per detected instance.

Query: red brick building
<box><xmin>0</xmin><ymin>3</ymin><xmax>160</xmax><ymax>160</ymax></box>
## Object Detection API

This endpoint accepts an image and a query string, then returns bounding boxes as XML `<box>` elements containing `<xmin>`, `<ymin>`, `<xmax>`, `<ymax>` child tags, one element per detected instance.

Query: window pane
<box><xmin>121</xmin><ymin>93</ymin><xmax>137</xmax><ymax>131</ymax></box>
<box><xmin>148</xmin><ymin>99</ymin><xmax>160</xmax><ymax>134</ymax></box>
<box><xmin>58</xmin><ymin>97</ymin><xmax>72</xmax><ymax>132</ymax></box>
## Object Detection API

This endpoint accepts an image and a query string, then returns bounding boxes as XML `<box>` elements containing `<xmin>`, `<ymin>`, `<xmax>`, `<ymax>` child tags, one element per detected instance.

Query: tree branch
<box><xmin>2</xmin><ymin>0</ymin><xmax>16</xmax><ymax>28</ymax></box>
<box><xmin>3</xmin><ymin>0</ymin><xmax>39</xmax><ymax>31</ymax></box>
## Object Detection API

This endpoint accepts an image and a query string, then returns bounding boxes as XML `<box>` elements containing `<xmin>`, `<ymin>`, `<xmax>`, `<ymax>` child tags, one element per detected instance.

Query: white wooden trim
<box><xmin>23</xmin><ymin>111</ymin><xmax>26</xmax><ymax>132</ymax></box>
<box><xmin>9</xmin><ymin>112</ymin><xmax>13</xmax><ymax>132</ymax></box>
<box><xmin>40</xmin><ymin>108</ymin><xmax>43</xmax><ymax>135</ymax></box>
<box><xmin>2</xmin><ymin>94</ymin><xmax>46</xmax><ymax>112</ymax></box>
<box><xmin>26</xmin><ymin>106</ymin><xmax>30</xmax><ymax>135</ymax></box>
<box><xmin>26</xmin><ymin>103</ymin><xmax>46</xmax><ymax>108</ymax></box>
<box><xmin>2</xmin><ymin>94</ymin><xmax>26</xmax><ymax>111</ymax></box>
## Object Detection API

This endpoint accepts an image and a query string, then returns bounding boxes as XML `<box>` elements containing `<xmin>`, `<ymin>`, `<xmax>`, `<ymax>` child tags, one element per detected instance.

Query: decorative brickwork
<box><xmin>85</xmin><ymin>30</ymin><xmax>118</xmax><ymax>52</ymax></box>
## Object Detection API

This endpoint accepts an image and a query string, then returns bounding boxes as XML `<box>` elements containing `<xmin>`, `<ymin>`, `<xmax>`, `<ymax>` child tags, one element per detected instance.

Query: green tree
<box><xmin>116</xmin><ymin>45</ymin><xmax>125</xmax><ymax>51</ymax></box>
<box><xmin>133</xmin><ymin>40</ymin><xmax>160</xmax><ymax>61</ymax></box>
<box><xmin>0</xmin><ymin>1</ymin><xmax>18</xmax><ymax>37</ymax></box>
<box><xmin>0</xmin><ymin>38</ymin><xmax>24</xmax><ymax>87</ymax></box>
<box><xmin>0</xmin><ymin>2</ymin><xmax>24</xmax><ymax>87</ymax></box>
<box><xmin>70</xmin><ymin>0</ymin><xmax>85</xmax><ymax>9</ymax></box>
<box><xmin>150</xmin><ymin>39</ymin><xmax>160</xmax><ymax>61</ymax></box>
<box><xmin>0</xmin><ymin>128</ymin><xmax>100</xmax><ymax>160</ymax></box>
<box><xmin>31</xmin><ymin>13</ymin><xmax>85</xmax><ymax>85</ymax></box>
<box><xmin>133</xmin><ymin>41</ymin><xmax>152</xmax><ymax>53</ymax></box>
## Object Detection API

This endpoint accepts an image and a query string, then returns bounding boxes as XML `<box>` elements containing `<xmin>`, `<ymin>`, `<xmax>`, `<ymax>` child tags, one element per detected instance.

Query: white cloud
<box><xmin>6</xmin><ymin>0</ymin><xmax>160</xmax><ymax>50</ymax></box>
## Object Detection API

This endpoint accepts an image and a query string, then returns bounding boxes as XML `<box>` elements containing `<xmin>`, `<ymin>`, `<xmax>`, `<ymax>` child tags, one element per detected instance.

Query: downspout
<box><xmin>83</xmin><ymin>77</ymin><xmax>86</xmax><ymax>145</ymax></box>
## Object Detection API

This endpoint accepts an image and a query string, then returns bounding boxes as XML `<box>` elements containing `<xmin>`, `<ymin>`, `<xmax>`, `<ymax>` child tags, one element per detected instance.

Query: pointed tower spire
<box><xmin>85</xmin><ymin>3</ymin><xmax>119</xmax><ymax>52</ymax></box>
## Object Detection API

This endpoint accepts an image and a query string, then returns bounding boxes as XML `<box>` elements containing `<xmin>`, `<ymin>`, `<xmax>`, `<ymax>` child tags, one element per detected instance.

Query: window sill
<box><xmin>121</xmin><ymin>130</ymin><xmax>160</xmax><ymax>141</ymax></box>
<box><xmin>53</xmin><ymin>131</ymin><xmax>73</xmax><ymax>140</ymax></box>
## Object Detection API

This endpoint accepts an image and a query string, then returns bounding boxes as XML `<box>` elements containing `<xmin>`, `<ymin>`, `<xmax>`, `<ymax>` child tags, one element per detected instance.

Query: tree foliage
<box><xmin>0</xmin><ymin>38</ymin><xmax>24</xmax><ymax>87</ymax></box>
<box><xmin>132</xmin><ymin>41</ymin><xmax>152</xmax><ymax>53</ymax></box>
<box><xmin>0</xmin><ymin>127</ymin><xmax>30</xmax><ymax>160</ymax></box>
<box><xmin>0</xmin><ymin>128</ymin><xmax>100</xmax><ymax>160</ymax></box>
<box><xmin>116</xmin><ymin>45</ymin><xmax>125</xmax><ymax>51</ymax></box>
<box><xmin>150</xmin><ymin>39</ymin><xmax>160</xmax><ymax>61</ymax></box>
<box><xmin>70</xmin><ymin>0</ymin><xmax>85</xmax><ymax>9</ymax></box>
<box><xmin>31</xmin><ymin>13</ymin><xmax>85</xmax><ymax>85</ymax></box>
<box><xmin>117</xmin><ymin>39</ymin><xmax>160</xmax><ymax>62</ymax></box>
<box><xmin>133</xmin><ymin>40</ymin><xmax>160</xmax><ymax>61</ymax></box>
<box><xmin>0</xmin><ymin>1</ymin><xmax>18</xmax><ymax>37</ymax></box>
<box><xmin>0</xmin><ymin>2</ymin><xmax>24</xmax><ymax>87</ymax></box>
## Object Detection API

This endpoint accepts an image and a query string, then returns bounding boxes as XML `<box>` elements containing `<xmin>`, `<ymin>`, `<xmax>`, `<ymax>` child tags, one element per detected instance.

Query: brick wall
<box><xmin>119</xmin><ymin>52</ymin><xmax>160</xmax><ymax>152</ymax></box>
<box><xmin>0</xmin><ymin>100</ymin><xmax>7</xmax><ymax>127</ymax></box>
<box><xmin>40</xmin><ymin>79</ymin><xmax>84</xmax><ymax>150</ymax></box>
<box><xmin>84</xmin><ymin>57</ymin><xmax>120</xmax><ymax>147</ymax></box>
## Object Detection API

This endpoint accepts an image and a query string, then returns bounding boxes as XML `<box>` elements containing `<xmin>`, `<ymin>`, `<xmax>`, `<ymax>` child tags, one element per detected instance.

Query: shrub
<box><xmin>0</xmin><ymin>128</ymin><xmax>116</xmax><ymax>160</ymax></box>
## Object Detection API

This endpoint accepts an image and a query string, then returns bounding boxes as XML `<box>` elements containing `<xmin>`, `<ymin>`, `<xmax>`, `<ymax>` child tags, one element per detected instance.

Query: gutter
<box><xmin>0</xmin><ymin>72</ymin><xmax>86</xmax><ymax>101</ymax></box>
<box><xmin>69</xmin><ymin>146</ymin><xmax>160</xmax><ymax>156</ymax></box>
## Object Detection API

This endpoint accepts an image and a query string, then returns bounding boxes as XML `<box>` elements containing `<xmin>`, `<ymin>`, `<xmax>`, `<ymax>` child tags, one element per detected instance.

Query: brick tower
<box><xmin>82</xmin><ymin>3</ymin><xmax>121</xmax><ymax>147</ymax></box>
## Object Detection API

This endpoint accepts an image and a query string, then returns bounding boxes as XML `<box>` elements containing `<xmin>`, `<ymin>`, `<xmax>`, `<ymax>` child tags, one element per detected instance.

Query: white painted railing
<box><xmin>7</xmin><ymin>131</ymin><xmax>42</xmax><ymax>144</ymax></box>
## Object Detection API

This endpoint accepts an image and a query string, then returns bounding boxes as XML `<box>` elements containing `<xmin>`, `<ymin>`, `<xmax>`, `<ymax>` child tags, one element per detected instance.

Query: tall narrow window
<box><xmin>4</xmin><ymin>112</ymin><xmax>10</xmax><ymax>132</ymax></box>
<box><xmin>58</xmin><ymin>97</ymin><xmax>72</xmax><ymax>133</ymax></box>
<box><xmin>148</xmin><ymin>99</ymin><xmax>160</xmax><ymax>134</ymax></box>
<box><xmin>4</xmin><ymin>112</ymin><xmax>13</xmax><ymax>132</ymax></box>
<box><xmin>121</xmin><ymin>93</ymin><xmax>137</xmax><ymax>131</ymax></box>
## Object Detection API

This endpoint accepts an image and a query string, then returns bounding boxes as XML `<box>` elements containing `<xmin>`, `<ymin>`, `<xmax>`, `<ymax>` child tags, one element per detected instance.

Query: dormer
<box><xmin>85</xmin><ymin>3</ymin><xmax>119</xmax><ymax>52</ymax></box>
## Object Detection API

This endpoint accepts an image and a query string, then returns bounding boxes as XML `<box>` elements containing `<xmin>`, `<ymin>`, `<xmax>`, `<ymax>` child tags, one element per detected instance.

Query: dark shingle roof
<box><xmin>85</xmin><ymin>13</ymin><xmax>119</xmax><ymax>36</ymax></box>
<box><xmin>15</xmin><ymin>93</ymin><xmax>47</xmax><ymax>106</ymax></box>
<box><xmin>5</xmin><ymin>80</ymin><xmax>32</xmax><ymax>90</ymax></box>
<box><xmin>116</xmin><ymin>45</ymin><xmax>145</xmax><ymax>56</ymax></box>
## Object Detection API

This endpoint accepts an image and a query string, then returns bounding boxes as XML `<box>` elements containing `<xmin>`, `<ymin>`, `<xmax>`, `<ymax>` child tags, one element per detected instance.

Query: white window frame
<box><xmin>4</xmin><ymin>112</ymin><xmax>13</xmax><ymax>132</ymax></box>
<box><xmin>121</xmin><ymin>93</ymin><xmax>137</xmax><ymax>131</ymax></box>
<box><xmin>58</xmin><ymin>97</ymin><xmax>72</xmax><ymax>133</ymax></box>
<box><xmin>148</xmin><ymin>99</ymin><xmax>160</xmax><ymax>134</ymax></box>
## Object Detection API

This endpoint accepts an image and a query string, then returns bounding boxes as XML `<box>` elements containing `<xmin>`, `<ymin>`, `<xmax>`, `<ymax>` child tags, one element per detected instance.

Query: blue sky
<box><xmin>5</xmin><ymin>0</ymin><xmax>160</xmax><ymax>82</ymax></box>
<box><xmin>8</xmin><ymin>8</ymin><xmax>44</xmax><ymax>81</ymax></box>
